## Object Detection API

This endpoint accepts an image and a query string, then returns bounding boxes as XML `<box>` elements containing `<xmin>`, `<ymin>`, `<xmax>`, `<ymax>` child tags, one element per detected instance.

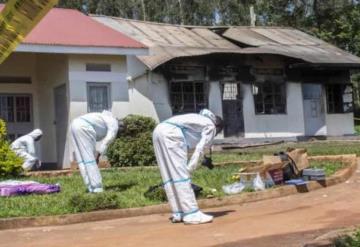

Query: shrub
<box><xmin>107</xmin><ymin>115</ymin><xmax>157</xmax><ymax>167</ymax></box>
<box><xmin>334</xmin><ymin>230</ymin><xmax>360</xmax><ymax>247</ymax></box>
<box><xmin>121</xmin><ymin>114</ymin><xmax>156</xmax><ymax>137</ymax></box>
<box><xmin>0</xmin><ymin>119</ymin><xmax>23</xmax><ymax>177</ymax></box>
<box><xmin>68</xmin><ymin>192</ymin><xmax>119</xmax><ymax>212</ymax></box>
<box><xmin>144</xmin><ymin>184</ymin><xmax>167</xmax><ymax>202</ymax></box>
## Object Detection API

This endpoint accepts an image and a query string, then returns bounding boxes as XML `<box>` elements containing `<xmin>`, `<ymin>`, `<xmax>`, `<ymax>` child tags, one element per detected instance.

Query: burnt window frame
<box><xmin>253</xmin><ymin>82</ymin><xmax>287</xmax><ymax>115</ymax></box>
<box><xmin>169</xmin><ymin>81</ymin><xmax>208</xmax><ymax>114</ymax></box>
<box><xmin>326</xmin><ymin>83</ymin><xmax>353</xmax><ymax>114</ymax></box>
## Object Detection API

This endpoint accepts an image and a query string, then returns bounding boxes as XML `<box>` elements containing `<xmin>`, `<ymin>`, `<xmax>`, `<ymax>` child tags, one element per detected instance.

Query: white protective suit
<box><xmin>153</xmin><ymin>109</ymin><xmax>217</xmax><ymax>224</ymax></box>
<box><xmin>10</xmin><ymin>129</ymin><xmax>43</xmax><ymax>171</ymax></box>
<box><xmin>70</xmin><ymin>110</ymin><xmax>118</xmax><ymax>193</ymax></box>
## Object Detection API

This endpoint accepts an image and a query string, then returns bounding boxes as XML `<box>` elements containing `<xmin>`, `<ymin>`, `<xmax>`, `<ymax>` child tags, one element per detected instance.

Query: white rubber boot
<box><xmin>183</xmin><ymin>211</ymin><xmax>213</xmax><ymax>225</ymax></box>
<box><xmin>170</xmin><ymin>212</ymin><xmax>183</xmax><ymax>223</ymax></box>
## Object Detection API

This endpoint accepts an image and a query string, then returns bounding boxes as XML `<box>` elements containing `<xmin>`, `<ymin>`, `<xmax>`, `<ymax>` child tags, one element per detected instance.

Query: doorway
<box><xmin>302</xmin><ymin>83</ymin><xmax>326</xmax><ymax>136</ymax></box>
<box><xmin>54</xmin><ymin>85</ymin><xmax>68</xmax><ymax>168</ymax></box>
<box><xmin>221</xmin><ymin>82</ymin><xmax>244</xmax><ymax>137</ymax></box>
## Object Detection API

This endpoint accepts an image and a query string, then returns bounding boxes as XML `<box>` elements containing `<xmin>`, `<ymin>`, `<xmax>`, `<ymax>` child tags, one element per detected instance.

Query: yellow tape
<box><xmin>0</xmin><ymin>0</ymin><xmax>58</xmax><ymax>64</ymax></box>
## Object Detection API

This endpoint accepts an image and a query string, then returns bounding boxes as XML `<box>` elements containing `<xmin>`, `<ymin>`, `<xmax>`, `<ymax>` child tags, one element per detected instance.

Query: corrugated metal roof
<box><xmin>223</xmin><ymin>27</ymin><xmax>360</xmax><ymax>65</ymax></box>
<box><xmin>92</xmin><ymin>16</ymin><xmax>360</xmax><ymax>70</ymax></box>
<box><xmin>92</xmin><ymin>16</ymin><xmax>242</xmax><ymax>69</ymax></box>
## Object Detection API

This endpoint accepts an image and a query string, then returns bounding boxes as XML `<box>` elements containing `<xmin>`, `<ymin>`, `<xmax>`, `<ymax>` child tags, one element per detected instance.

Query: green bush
<box><xmin>0</xmin><ymin>119</ymin><xmax>23</xmax><ymax>177</ymax></box>
<box><xmin>107</xmin><ymin>115</ymin><xmax>157</xmax><ymax>167</ymax></box>
<box><xmin>121</xmin><ymin>114</ymin><xmax>156</xmax><ymax>137</ymax></box>
<box><xmin>68</xmin><ymin>192</ymin><xmax>119</xmax><ymax>212</ymax></box>
<box><xmin>335</xmin><ymin>230</ymin><xmax>360</xmax><ymax>247</ymax></box>
<box><xmin>144</xmin><ymin>184</ymin><xmax>167</xmax><ymax>202</ymax></box>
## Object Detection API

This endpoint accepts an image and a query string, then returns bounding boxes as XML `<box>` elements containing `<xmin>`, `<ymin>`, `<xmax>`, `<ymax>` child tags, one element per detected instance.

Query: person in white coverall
<box><xmin>10</xmin><ymin>129</ymin><xmax>43</xmax><ymax>171</ymax></box>
<box><xmin>70</xmin><ymin>110</ymin><xmax>120</xmax><ymax>193</ymax></box>
<box><xmin>153</xmin><ymin>109</ymin><xmax>224</xmax><ymax>225</ymax></box>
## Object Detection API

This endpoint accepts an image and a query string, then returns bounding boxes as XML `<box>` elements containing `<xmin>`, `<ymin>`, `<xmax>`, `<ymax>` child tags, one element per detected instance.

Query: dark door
<box><xmin>54</xmin><ymin>85</ymin><xmax>68</xmax><ymax>169</ymax></box>
<box><xmin>222</xmin><ymin>82</ymin><xmax>244</xmax><ymax>137</ymax></box>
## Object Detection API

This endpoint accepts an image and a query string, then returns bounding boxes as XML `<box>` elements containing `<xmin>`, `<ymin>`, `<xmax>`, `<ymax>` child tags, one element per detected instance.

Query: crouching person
<box><xmin>10</xmin><ymin>129</ymin><xmax>43</xmax><ymax>171</ymax></box>
<box><xmin>153</xmin><ymin>109</ymin><xmax>223</xmax><ymax>225</ymax></box>
<box><xmin>70</xmin><ymin>110</ymin><xmax>121</xmax><ymax>193</ymax></box>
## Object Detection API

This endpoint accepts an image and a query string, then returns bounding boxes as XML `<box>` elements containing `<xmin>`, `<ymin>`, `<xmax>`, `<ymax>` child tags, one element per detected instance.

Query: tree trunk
<box><xmin>141</xmin><ymin>0</ymin><xmax>146</xmax><ymax>21</ymax></box>
<box><xmin>178</xmin><ymin>0</ymin><xmax>185</xmax><ymax>24</ymax></box>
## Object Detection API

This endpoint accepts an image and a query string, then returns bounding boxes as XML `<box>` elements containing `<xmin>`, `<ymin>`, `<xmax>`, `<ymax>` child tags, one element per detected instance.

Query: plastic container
<box><xmin>302</xmin><ymin>168</ymin><xmax>326</xmax><ymax>181</ymax></box>
<box><xmin>222</xmin><ymin>182</ymin><xmax>245</xmax><ymax>194</ymax></box>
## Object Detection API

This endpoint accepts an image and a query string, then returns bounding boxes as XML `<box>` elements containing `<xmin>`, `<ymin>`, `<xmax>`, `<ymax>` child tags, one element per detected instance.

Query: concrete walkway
<box><xmin>1</xmin><ymin>167</ymin><xmax>360</xmax><ymax>247</ymax></box>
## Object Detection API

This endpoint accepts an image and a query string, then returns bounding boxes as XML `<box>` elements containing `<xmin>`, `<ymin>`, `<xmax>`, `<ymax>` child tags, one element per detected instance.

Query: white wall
<box><xmin>208</xmin><ymin>81</ymin><xmax>224</xmax><ymax>138</ymax></box>
<box><xmin>63</xmin><ymin>54</ymin><xmax>129</xmax><ymax>167</ymax></box>
<box><xmin>36</xmin><ymin>54</ymin><xmax>69</xmax><ymax>164</ymax></box>
<box><xmin>243</xmin><ymin>82</ymin><xmax>306</xmax><ymax>138</ymax></box>
<box><xmin>0</xmin><ymin>53</ymin><xmax>39</xmax><ymax>125</ymax></box>
<box><xmin>208</xmin><ymin>81</ymin><xmax>223</xmax><ymax>118</ymax></box>
<box><xmin>68</xmin><ymin>54</ymin><xmax>129</xmax><ymax>120</ymax></box>
<box><xmin>129</xmin><ymin>74</ymin><xmax>226</xmax><ymax>124</ymax></box>
<box><xmin>0</xmin><ymin>53</ymin><xmax>70</xmax><ymax>165</ymax></box>
<box><xmin>128</xmin><ymin>59</ymin><xmax>172</xmax><ymax>122</ymax></box>
<box><xmin>0</xmin><ymin>53</ymin><xmax>42</xmax><ymax>158</ymax></box>
<box><xmin>129</xmin><ymin>72</ymin><xmax>170</xmax><ymax>122</ymax></box>
<box><xmin>322</xmin><ymin>83</ymin><xmax>355</xmax><ymax>136</ymax></box>
<box><xmin>326</xmin><ymin>113</ymin><xmax>355</xmax><ymax>136</ymax></box>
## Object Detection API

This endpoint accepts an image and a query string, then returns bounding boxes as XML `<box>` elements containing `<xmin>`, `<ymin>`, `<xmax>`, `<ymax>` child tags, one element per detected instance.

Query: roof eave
<box><xmin>289</xmin><ymin>62</ymin><xmax>360</xmax><ymax>69</ymax></box>
<box><xmin>15</xmin><ymin>44</ymin><xmax>149</xmax><ymax>56</ymax></box>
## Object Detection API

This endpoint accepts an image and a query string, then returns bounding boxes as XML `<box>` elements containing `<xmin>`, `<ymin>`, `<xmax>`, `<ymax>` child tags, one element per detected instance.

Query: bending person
<box><xmin>11</xmin><ymin>129</ymin><xmax>43</xmax><ymax>171</ymax></box>
<box><xmin>70</xmin><ymin>110</ymin><xmax>121</xmax><ymax>193</ymax></box>
<box><xmin>153</xmin><ymin>109</ymin><xmax>223</xmax><ymax>225</ymax></box>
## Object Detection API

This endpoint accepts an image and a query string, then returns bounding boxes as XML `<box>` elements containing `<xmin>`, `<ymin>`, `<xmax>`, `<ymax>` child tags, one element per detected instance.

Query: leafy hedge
<box><xmin>0</xmin><ymin>119</ymin><xmax>23</xmax><ymax>177</ymax></box>
<box><xmin>107</xmin><ymin>115</ymin><xmax>157</xmax><ymax>167</ymax></box>
<box><xmin>335</xmin><ymin>230</ymin><xmax>360</xmax><ymax>246</ymax></box>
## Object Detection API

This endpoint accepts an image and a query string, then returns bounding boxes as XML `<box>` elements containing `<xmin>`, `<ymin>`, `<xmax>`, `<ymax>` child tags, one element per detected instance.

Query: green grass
<box><xmin>0</xmin><ymin>141</ymin><xmax>357</xmax><ymax>218</ymax></box>
<box><xmin>334</xmin><ymin>230</ymin><xmax>360</xmax><ymax>247</ymax></box>
<box><xmin>212</xmin><ymin>141</ymin><xmax>360</xmax><ymax>163</ymax></box>
<box><xmin>0</xmin><ymin>165</ymin><xmax>240</xmax><ymax>218</ymax></box>
<box><xmin>355</xmin><ymin>125</ymin><xmax>360</xmax><ymax>135</ymax></box>
<box><xmin>309</xmin><ymin>160</ymin><xmax>346</xmax><ymax>176</ymax></box>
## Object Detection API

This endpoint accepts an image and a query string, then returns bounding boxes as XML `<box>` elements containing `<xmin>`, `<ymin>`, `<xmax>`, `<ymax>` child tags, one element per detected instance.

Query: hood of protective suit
<box><xmin>28</xmin><ymin>129</ymin><xmax>43</xmax><ymax>139</ymax></box>
<box><xmin>199</xmin><ymin>109</ymin><xmax>216</xmax><ymax>124</ymax></box>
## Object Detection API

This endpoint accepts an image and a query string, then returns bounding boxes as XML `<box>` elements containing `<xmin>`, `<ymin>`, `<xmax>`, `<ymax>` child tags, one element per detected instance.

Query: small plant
<box><xmin>107</xmin><ymin>115</ymin><xmax>157</xmax><ymax>167</ymax></box>
<box><xmin>309</xmin><ymin>161</ymin><xmax>345</xmax><ymax>177</ymax></box>
<box><xmin>68</xmin><ymin>192</ymin><xmax>119</xmax><ymax>212</ymax></box>
<box><xmin>144</xmin><ymin>184</ymin><xmax>167</xmax><ymax>201</ymax></box>
<box><xmin>334</xmin><ymin>230</ymin><xmax>360</xmax><ymax>247</ymax></box>
<box><xmin>0</xmin><ymin>119</ymin><xmax>23</xmax><ymax>177</ymax></box>
<box><xmin>201</xmin><ymin>187</ymin><xmax>221</xmax><ymax>198</ymax></box>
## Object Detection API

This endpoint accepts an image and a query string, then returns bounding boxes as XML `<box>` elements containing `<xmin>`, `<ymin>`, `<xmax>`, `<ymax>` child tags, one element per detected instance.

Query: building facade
<box><xmin>1</xmin><ymin>8</ymin><xmax>359</xmax><ymax>169</ymax></box>
<box><xmin>95</xmin><ymin>17</ymin><xmax>359</xmax><ymax>139</ymax></box>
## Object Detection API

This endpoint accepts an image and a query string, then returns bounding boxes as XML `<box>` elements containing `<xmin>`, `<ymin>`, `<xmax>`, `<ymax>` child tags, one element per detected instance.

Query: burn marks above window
<box><xmin>253</xmin><ymin>82</ymin><xmax>286</xmax><ymax>114</ymax></box>
<box><xmin>86</xmin><ymin>63</ymin><xmax>111</xmax><ymax>72</ymax></box>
